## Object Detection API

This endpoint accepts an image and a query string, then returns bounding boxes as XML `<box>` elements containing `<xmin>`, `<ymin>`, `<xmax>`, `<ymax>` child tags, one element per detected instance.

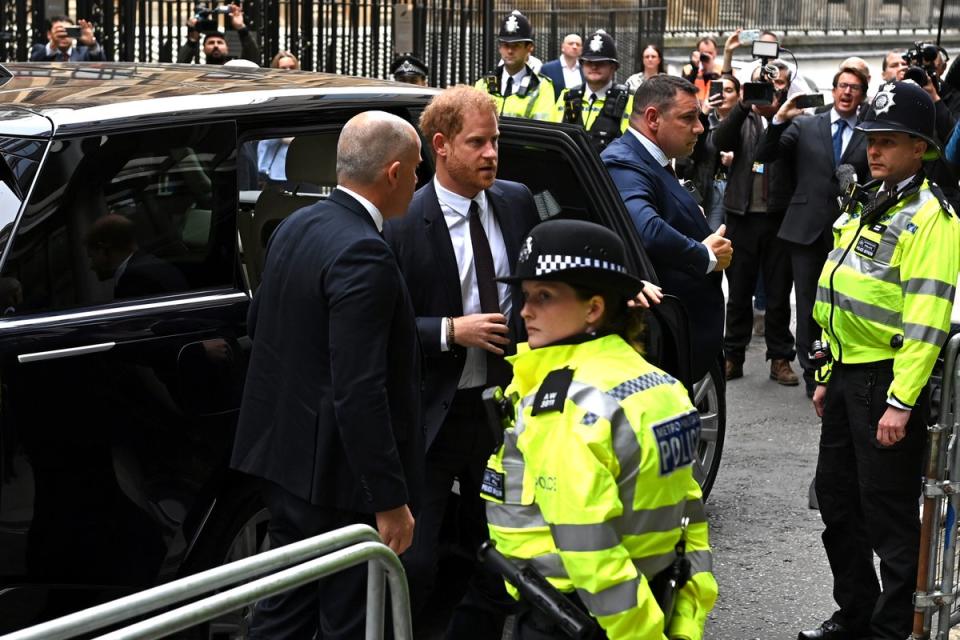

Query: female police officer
<box><xmin>479</xmin><ymin>219</ymin><xmax>717</xmax><ymax>639</ymax></box>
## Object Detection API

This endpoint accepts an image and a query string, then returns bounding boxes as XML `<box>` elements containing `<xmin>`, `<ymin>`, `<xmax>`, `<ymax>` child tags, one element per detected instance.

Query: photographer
<box><xmin>712</xmin><ymin>67</ymin><xmax>798</xmax><ymax>385</ymax></box>
<box><xmin>682</xmin><ymin>37</ymin><xmax>721</xmax><ymax>101</ymax></box>
<box><xmin>756</xmin><ymin>67</ymin><xmax>869</xmax><ymax>396</ymax></box>
<box><xmin>30</xmin><ymin>16</ymin><xmax>105</xmax><ymax>62</ymax></box>
<box><xmin>177</xmin><ymin>3</ymin><xmax>260</xmax><ymax>65</ymax></box>
<box><xmin>723</xmin><ymin>30</ymin><xmax>811</xmax><ymax>98</ymax></box>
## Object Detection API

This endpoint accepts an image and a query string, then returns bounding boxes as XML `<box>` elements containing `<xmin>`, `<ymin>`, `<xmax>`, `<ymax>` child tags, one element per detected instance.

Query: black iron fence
<box><xmin>1</xmin><ymin>0</ymin><xmax>958</xmax><ymax>83</ymax></box>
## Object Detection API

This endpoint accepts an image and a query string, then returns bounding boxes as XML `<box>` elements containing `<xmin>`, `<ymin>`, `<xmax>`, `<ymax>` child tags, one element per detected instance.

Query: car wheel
<box><xmin>692</xmin><ymin>362</ymin><xmax>725</xmax><ymax>501</ymax></box>
<box><xmin>181</xmin><ymin>483</ymin><xmax>270</xmax><ymax>640</ymax></box>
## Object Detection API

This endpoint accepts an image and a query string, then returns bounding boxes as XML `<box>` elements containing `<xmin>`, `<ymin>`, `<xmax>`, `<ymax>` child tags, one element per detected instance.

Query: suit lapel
<box><xmin>818</xmin><ymin>112</ymin><xmax>836</xmax><ymax>169</ymax></box>
<box><xmin>420</xmin><ymin>182</ymin><xmax>465</xmax><ymax>315</ymax></box>
<box><xmin>486</xmin><ymin>183</ymin><xmax>521</xmax><ymax>268</ymax></box>
<box><xmin>841</xmin><ymin>128</ymin><xmax>865</xmax><ymax>164</ymax></box>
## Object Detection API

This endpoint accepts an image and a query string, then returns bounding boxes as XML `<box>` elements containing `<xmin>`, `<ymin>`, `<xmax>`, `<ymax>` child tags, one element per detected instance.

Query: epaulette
<box><xmin>928</xmin><ymin>181</ymin><xmax>958</xmax><ymax>218</ymax></box>
<box><xmin>531</xmin><ymin>368</ymin><xmax>574</xmax><ymax>415</ymax></box>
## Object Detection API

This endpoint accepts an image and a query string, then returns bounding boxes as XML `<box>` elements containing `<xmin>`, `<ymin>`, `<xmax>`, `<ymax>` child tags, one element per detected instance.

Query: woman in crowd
<box><xmin>625</xmin><ymin>43</ymin><xmax>665</xmax><ymax>92</ymax></box>
<box><xmin>270</xmin><ymin>50</ymin><xmax>299</xmax><ymax>70</ymax></box>
<box><xmin>481</xmin><ymin>219</ymin><xmax>717</xmax><ymax>640</ymax></box>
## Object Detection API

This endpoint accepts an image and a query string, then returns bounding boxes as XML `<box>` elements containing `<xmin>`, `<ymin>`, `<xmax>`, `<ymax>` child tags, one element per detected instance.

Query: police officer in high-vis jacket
<box><xmin>551</xmin><ymin>29</ymin><xmax>633</xmax><ymax>152</ymax></box>
<box><xmin>475</xmin><ymin>10</ymin><xmax>555</xmax><ymax>120</ymax></box>
<box><xmin>480</xmin><ymin>219</ymin><xmax>717</xmax><ymax>640</ymax></box>
<box><xmin>801</xmin><ymin>81</ymin><xmax>960</xmax><ymax>640</ymax></box>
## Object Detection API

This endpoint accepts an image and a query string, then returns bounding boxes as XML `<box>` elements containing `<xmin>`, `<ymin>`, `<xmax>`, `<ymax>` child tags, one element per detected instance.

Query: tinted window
<box><xmin>0</xmin><ymin>123</ymin><xmax>238</xmax><ymax>316</ymax></box>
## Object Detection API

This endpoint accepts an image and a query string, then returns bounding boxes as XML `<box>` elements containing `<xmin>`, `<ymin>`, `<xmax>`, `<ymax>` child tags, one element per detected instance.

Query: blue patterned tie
<box><xmin>832</xmin><ymin>119</ymin><xmax>847</xmax><ymax>165</ymax></box>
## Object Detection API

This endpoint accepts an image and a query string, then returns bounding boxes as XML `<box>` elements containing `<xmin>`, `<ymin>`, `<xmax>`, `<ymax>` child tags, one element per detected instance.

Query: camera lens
<box><xmin>922</xmin><ymin>44</ymin><xmax>939</xmax><ymax>61</ymax></box>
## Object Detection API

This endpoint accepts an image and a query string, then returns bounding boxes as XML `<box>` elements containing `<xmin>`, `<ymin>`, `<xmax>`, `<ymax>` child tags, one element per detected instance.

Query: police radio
<box><xmin>484</xmin><ymin>74</ymin><xmax>500</xmax><ymax>96</ymax></box>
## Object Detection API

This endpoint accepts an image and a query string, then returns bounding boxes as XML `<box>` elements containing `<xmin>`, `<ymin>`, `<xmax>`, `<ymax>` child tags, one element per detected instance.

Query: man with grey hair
<box><xmin>232</xmin><ymin>110</ymin><xmax>424</xmax><ymax>639</ymax></box>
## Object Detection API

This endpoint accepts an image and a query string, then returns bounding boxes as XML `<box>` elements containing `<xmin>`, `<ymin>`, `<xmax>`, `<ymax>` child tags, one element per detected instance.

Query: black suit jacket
<box><xmin>756</xmin><ymin>111</ymin><xmax>868</xmax><ymax>246</ymax></box>
<box><xmin>231</xmin><ymin>189</ymin><xmax>422</xmax><ymax>514</ymax></box>
<box><xmin>384</xmin><ymin>179</ymin><xmax>539</xmax><ymax>450</ymax></box>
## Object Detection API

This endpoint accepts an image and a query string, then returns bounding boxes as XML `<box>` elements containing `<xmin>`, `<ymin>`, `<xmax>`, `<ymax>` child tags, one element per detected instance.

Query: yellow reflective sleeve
<box><xmin>890</xmin><ymin>203</ymin><xmax>960</xmax><ymax>405</ymax></box>
<box><xmin>814</xmin><ymin>333</ymin><xmax>833</xmax><ymax>385</ymax></box>
<box><xmin>620</xmin><ymin>95</ymin><xmax>634</xmax><ymax>133</ymax></box>
<box><xmin>550</xmin><ymin>90</ymin><xmax>567</xmax><ymax>123</ymax></box>
<box><xmin>669</xmin><ymin>571</ymin><xmax>719</xmax><ymax>640</ymax></box>
<box><xmin>528</xmin><ymin>80</ymin><xmax>557</xmax><ymax>121</ymax></box>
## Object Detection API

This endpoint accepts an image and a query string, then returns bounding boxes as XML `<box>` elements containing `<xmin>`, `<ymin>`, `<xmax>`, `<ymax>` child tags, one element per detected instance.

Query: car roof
<box><xmin>0</xmin><ymin>62</ymin><xmax>439</xmax><ymax>137</ymax></box>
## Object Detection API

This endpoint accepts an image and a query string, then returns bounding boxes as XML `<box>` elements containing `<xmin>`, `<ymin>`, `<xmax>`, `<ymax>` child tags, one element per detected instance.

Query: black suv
<box><xmin>0</xmin><ymin>62</ymin><xmax>723</xmax><ymax>634</ymax></box>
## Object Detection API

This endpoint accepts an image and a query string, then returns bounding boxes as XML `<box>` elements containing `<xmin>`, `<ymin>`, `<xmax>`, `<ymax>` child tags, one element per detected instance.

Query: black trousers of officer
<box><xmin>247</xmin><ymin>480</ymin><xmax>374</xmax><ymax>640</ymax></box>
<box><xmin>788</xmin><ymin>236</ymin><xmax>833</xmax><ymax>386</ymax></box>
<box><xmin>722</xmin><ymin>211</ymin><xmax>795</xmax><ymax>364</ymax></box>
<box><xmin>815</xmin><ymin>361</ymin><xmax>927</xmax><ymax>640</ymax></box>
<box><xmin>402</xmin><ymin>387</ymin><xmax>513</xmax><ymax>639</ymax></box>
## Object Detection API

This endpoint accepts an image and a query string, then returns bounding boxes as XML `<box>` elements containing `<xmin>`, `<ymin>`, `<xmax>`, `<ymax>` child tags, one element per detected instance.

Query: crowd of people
<box><xmin>21</xmin><ymin>9</ymin><xmax>960</xmax><ymax>640</ymax></box>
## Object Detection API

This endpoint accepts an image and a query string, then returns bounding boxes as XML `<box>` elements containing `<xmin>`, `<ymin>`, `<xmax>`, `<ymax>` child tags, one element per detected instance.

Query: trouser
<box><xmin>513</xmin><ymin>591</ymin><xmax>607</xmax><ymax>640</ymax></box>
<box><xmin>815</xmin><ymin>362</ymin><xmax>927</xmax><ymax>640</ymax></box>
<box><xmin>723</xmin><ymin>212</ymin><xmax>795</xmax><ymax>364</ymax></box>
<box><xmin>788</xmin><ymin>237</ymin><xmax>832</xmax><ymax>385</ymax></box>
<box><xmin>248</xmin><ymin>481</ymin><xmax>373</xmax><ymax>640</ymax></box>
<box><xmin>402</xmin><ymin>388</ymin><xmax>512</xmax><ymax>640</ymax></box>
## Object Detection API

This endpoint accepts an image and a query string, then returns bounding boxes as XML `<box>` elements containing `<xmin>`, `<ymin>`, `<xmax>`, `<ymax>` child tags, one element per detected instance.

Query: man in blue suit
<box><xmin>29</xmin><ymin>16</ymin><xmax>105</xmax><ymax>62</ymax></box>
<box><xmin>603</xmin><ymin>74</ymin><xmax>732</xmax><ymax>381</ymax></box>
<box><xmin>539</xmin><ymin>33</ymin><xmax>584</xmax><ymax>100</ymax></box>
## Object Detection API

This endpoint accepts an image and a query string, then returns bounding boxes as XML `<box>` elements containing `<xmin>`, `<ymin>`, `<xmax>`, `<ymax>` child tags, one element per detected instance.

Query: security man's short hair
<box><xmin>633</xmin><ymin>74</ymin><xmax>698</xmax><ymax>115</ymax></box>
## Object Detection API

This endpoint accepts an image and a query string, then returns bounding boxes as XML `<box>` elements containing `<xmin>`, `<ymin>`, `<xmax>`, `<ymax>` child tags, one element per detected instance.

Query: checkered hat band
<box><xmin>535</xmin><ymin>254</ymin><xmax>627</xmax><ymax>276</ymax></box>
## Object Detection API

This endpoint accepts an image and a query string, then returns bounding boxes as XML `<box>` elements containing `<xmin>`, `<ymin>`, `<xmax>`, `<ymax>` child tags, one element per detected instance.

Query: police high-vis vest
<box><xmin>481</xmin><ymin>334</ymin><xmax>717</xmax><ymax>640</ymax></box>
<box><xmin>475</xmin><ymin>65</ymin><xmax>556</xmax><ymax>121</ymax></box>
<box><xmin>813</xmin><ymin>177</ymin><xmax>960</xmax><ymax>407</ymax></box>
<box><xmin>552</xmin><ymin>84</ymin><xmax>633</xmax><ymax>151</ymax></box>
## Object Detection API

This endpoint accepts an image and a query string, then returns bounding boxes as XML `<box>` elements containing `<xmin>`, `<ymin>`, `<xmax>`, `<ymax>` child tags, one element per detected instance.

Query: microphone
<box><xmin>835</xmin><ymin>163</ymin><xmax>858</xmax><ymax>194</ymax></box>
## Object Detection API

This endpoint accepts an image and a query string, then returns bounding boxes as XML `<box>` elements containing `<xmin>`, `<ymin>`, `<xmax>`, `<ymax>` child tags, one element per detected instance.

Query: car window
<box><xmin>0</xmin><ymin>123</ymin><xmax>238</xmax><ymax>316</ymax></box>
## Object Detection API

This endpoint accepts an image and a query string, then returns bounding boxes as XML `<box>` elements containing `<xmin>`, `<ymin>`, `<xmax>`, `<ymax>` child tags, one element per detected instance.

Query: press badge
<box><xmin>752</xmin><ymin>162</ymin><xmax>764</xmax><ymax>174</ymax></box>
<box><xmin>653</xmin><ymin>412</ymin><xmax>701</xmax><ymax>475</ymax></box>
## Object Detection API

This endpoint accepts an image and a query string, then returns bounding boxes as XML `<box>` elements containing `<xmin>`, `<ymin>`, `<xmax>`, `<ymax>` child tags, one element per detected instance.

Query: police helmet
<box><xmin>498</xmin><ymin>10</ymin><xmax>533</xmax><ymax>44</ymax></box>
<box><xmin>856</xmin><ymin>80</ymin><xmax>941</xmax><ymax>160</ymax></box>
<box><xmin>498</xmin><ymin>219</ymin><xmax>644</xmax><ymax>299</ymax></box>
<box><xmin>390</xmin><ymin>54</ymin><xmax>428</xmax><ymax>81</ymax></box>
<box><xmin>581</xmin><ymin>30</ymin><xmax>618</xmax><ymax>65</ymax></box>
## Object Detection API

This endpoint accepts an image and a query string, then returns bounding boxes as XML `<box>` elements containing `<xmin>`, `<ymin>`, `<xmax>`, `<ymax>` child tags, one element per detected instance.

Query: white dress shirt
<box><xmin>626</xmin><ymin>127</ymin><xmax>718</xmax><ymax>273</ymax></box>
<box><xmin>434</xmin><ymin>177</ymin><xmax>511</xmax><ymax>389</ymax></box>
<box><xmin>336</xmin><ymin>186</ymin><xmax>384</xmax><ymax>232</ymax></box>
<box><xmin>830</xmin><ymin>108</ymin><xmax>858</xmax><ymax>158</ymax></box>
<box><xmin>501</xmin><ymin>66</ymin><xmax>529</xmax><ymax>96</ymax></box>
<box><xmin>561</xmin><ymin>58</ymin><xmax>582</xmax><ymax>90</ymax></box>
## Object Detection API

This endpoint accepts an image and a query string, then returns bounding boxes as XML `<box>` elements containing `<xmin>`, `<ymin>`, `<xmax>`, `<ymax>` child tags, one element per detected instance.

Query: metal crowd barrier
<box><xmin>914</xmin><ymin>334</ymin><xmax>960</xmax><ymax>639</ymax></box>
<box><xmin>0</xmin><ymin>523</ymin><xmax>412</xmax><ymax>640</ymax></box>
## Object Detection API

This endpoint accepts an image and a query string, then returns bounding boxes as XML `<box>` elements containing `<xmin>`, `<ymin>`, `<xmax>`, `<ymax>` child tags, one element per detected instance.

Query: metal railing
<box><xmin>0</xmin><ymin>523</ymin><xmax>411</xmax><ymax>640</ymax></box>
<box><xmin>913</xmin><ymin>334</ymin><xmax>960</xmax><ymax>639</ymax></box>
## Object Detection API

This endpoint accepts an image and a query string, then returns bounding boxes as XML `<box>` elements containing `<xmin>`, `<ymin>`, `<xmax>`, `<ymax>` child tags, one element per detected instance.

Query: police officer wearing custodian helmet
<box><xmin>481</xmin><ymin>219</ymin><xmax>717</xmax><ymax>639</ymax></box>
<box><xmin>801</xmin><ymin>81</ymin><xmax>960</xmax><ymax>640</ymax></box>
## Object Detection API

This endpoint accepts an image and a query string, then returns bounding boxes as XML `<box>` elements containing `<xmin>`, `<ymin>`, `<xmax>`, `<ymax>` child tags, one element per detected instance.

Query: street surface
<box><xmin>704</xmin><ymin>331</ymin><xmax>835</xmax><ymax>639</ymax></box>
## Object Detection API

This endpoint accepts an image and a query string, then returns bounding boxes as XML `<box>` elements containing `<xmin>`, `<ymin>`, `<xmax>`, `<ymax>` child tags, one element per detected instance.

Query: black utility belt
<box><xmin>834</xmin><ymin>359</ymin><xmax>894</xmax><ymax>371</ymax></box>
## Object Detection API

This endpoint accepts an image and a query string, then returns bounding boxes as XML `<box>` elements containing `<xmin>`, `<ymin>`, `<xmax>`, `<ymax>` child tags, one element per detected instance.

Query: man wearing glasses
<box><xmin>756</xmin><ymin>67</ymin><xmax>870</xmax><ymax>398</ymax></box>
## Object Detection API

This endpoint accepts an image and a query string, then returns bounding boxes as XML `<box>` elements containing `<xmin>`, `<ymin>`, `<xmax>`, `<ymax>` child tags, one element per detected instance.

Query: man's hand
<box><xmin>689</xmin><ymin>50</ymin><xmax>701</xmax><ymax>69</ymax></box>
<box><xmin>775</xmin><ymin>94</ymin><xmax>805</xmax><ymax>122</ymax></box>
<box><xmin>724</xmin><ymin>29</ymin><xmax>742</xmax><ymax>53</ymax></box>
<box><xmin>453</xmin><ymin>313</ymin><xmax>510</xmax><ymax>354</ymax></box>
<box><xmin>375</xmin><ymin>505</ymin><xmax>415</xmax><ymax>555</ymax></box>
<box><xmin>704</xmin><ymin>224</ymin><xmax>733</xmax><ymax>271</ymax></box>
<box><xmin>812</xmin><ymin>384</ymin><xmax>827</xmax><ymax>417</ymax></box>
<box><xmin>628</xmin><ymin>280</ymin><xmax>664</xmax><ymax>309</ymax></box>
<box><xmin>229</xmin><ymin>4</ymin><xmax>246</xmax><ymax>30</ymax></box>
<box><xmin>877</xmin><ymin>406</ymin><xmax>911</xmax><ymax>446</ymax></box>
<box><xmin>924</xmin><ymin>76</ymin><xmax>941</xmax><ymax>103</ymax></box>
<box><xmin>77</xmin><ymin>19</ymin><xmax>96</xmax><ymax>47</ymax></box>
<box><xmin>186</xmin><ymin>17</ymin><xmax>200</xmax><ymax>42</ymax></box>
<box><xmin>720</xmin><ymin>151</ymin><xmax>734</xmax><ymax>167</ymax></box>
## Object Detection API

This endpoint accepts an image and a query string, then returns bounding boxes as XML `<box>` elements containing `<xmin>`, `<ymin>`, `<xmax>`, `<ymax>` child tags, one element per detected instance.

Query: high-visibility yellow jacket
<box><xmin>550</xmin><ymin>85</ymin><xmax>633</xmax><ymax>134</ymax></box>
<box><xmin>474</xmin><ymin>65</ymin><xmax>555</xmax><ymax>120</ymax></box>
<box><xmin>813</xmin><ymin>178</ymin><xmax>960</xmax><ymax>406</ymax></box>
<box><xmin>481</xmin><ymin>334</ymin><xmax>717</xmax><ymax>640</ymax></box>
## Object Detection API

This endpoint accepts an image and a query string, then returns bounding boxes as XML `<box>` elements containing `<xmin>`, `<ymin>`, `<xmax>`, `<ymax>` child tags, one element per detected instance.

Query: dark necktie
<box><xmin>832</xmin><ymin>119</ymin><xmax>847</xmax><ymax>165</ymax></box>
<box><xmin>503</xmin><ymin>76</ymin><xmax>514</xmax><ymax>98</ymax></box>
<box><xmin>664</xmin><ymin>163</ymin><xmax>677</xmax><ymax>179</ymax></box>
<box><xmin>469</xmin><ymin>200</ymin><xmax>511</xmax><ymax>386</ymax></box>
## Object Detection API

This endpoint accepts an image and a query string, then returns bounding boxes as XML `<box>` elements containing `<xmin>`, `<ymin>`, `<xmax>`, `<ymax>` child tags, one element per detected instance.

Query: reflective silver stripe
<box><xmin>839</xmin><ymin>253</ymin><xmax>900</xmax><ymax>284</ymax></box>
<box><xmin>816</xmin><ymin>287</ymin><xmax>901</xmax><ymax>327</ymax></box>
<box><xmin>687</xmin><ymin>549</ymin><xmax>713</xmax><ymax>575</ymax></box>
<box><xmin>684</xmin><ymin>499</ymin><xmax>707</xmax><ymax>524</ymax></box>
<box><xmin>903</xmin><ymin>322</ymin><xmax>949</xmax><ymax>347</ymax></box>
<box><xmin>551</xmin><ymin>523</ymin><xmax>620</xmax><ymax>552</ymax></box>
<box><xmin>577</xmin><ymin>579</ymin><xmax>640</xmax><ymax>617</ymax></box>
<box><xmin>521</xmin><ymin>553</ymin><xmax>567</xmax><ymax>578</ymax></box>
<box><xmin>617</xmin><ymin>499</ymin><xmax>705</xmax><ymax>535</ymax></box>
<box><xmin>487</xmin><ymin>502</ymin><xmax>547</xmax><ymax>528</ymax></box>
<box><xmin>633</xmin><ymin>552</ymin><xmax>675</xmax><ymax>578</ymax></box>
<box><xmin>903</xmin><ymin>278</ymin><xmax>956</xmax><ymax>301</ymax></box>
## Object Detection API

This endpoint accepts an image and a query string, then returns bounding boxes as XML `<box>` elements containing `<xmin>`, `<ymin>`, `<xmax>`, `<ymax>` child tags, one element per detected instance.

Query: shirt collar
<box><xmin>586</xmin><ymin>80</ymin><xmax>614</xmax><ymax>101</ymax></box>
<box><xmin>561</xmin><ymin>57</ymin><xmax>580</xmax><ymax>71</ymax></box>
<box><xmin>46</xmin><ymin>43</ymin><xmax>73</xmax><ymax>57</ymax></box>
<box><xmin>830</xmin><ymin>107</ymin><xmax>857</xmax><ymax>129</ymax></box>
<box><xmin>627</xmin><ymin>127</ymin><xmax>669</xmax><ymax>167</ymax></box>
<box><xmin>336</xmin><ymin>185</ymin><xmax>384</xmax><ymax>232</ymax></box>
<box><xmin>434</xmin><ymin>176</ymin><xmax>487</xmax><ymax>218</ymax></box>
<box><xmin>506</xmin><ymin>65</ymin><xmax>528</xmax><ymax>83</ymax></box>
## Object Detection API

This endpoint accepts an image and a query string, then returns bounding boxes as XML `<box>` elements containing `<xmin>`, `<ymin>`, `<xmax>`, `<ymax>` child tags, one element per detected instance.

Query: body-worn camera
<box><xmin>192</xmin><ymin>4</ymin><xmax>233</xmax><ymax>33</ymax></box>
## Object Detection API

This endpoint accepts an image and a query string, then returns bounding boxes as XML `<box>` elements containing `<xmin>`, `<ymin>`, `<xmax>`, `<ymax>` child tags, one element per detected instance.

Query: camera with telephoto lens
<box><xmin>192</xmin><ymin>4</ymin><xmax>233</xmax><ymax>33</ymax></box>
<box><xmin>903</xmin><ymin>42</ymin><xmax>944</xmax><ymax>92</ymax></box>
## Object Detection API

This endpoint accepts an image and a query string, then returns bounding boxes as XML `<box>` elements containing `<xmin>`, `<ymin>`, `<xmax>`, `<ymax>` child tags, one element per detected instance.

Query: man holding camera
<box><xmin>30</xmin><ymin>16</ymin><xmax>105</xmax><ymax>62</ymax></box>
<box><xmin>177</xmin><ymin>3</ymin><xmax>260</xmax><ymax>65</ymax></box>
<box><xmin>756</xmin><ymin>67</ymin><xmax>870</xmax><ymax>397</ymax></box>
<box><xmin>682</xmin><ymin>37</ymin><xmax>721</xmax><ymax>101</ymax></box>
<box><xmin>802</xmin><ymin>80</ymin><xmax>960</xmax><ymax>640</ymax></box>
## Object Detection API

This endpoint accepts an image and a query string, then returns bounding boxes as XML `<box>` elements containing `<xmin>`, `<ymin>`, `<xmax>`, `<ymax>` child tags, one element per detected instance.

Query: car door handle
<box><xmin>18</xmin><ymin>341</ymin><xmax>116</xmax><ymax>364</ymax></box>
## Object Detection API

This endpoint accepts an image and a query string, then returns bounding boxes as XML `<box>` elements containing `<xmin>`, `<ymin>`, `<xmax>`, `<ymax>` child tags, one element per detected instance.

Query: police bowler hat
<box><xmin>856</xmin><ymin>81</ymin><xmax>941</xmax><ymax>160</ymax></box>
<box><xmin>581</xmin><ymin>30</ymin><xmax>619</xmax><ymax>65</ymax></box>
<box><xmin>498</xmin><ymin>219</ymin><xmax>644</xmax><ymax>299</ymax></box>
<box><xmin>390</xmin><ymin>53</ymin><xmax>428</xmax><ymax>80</ymax></box>
<box><xmin>498</xmin><ymin>10</ymin><xmax>533</xmax><ymax>43</ymax></box>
